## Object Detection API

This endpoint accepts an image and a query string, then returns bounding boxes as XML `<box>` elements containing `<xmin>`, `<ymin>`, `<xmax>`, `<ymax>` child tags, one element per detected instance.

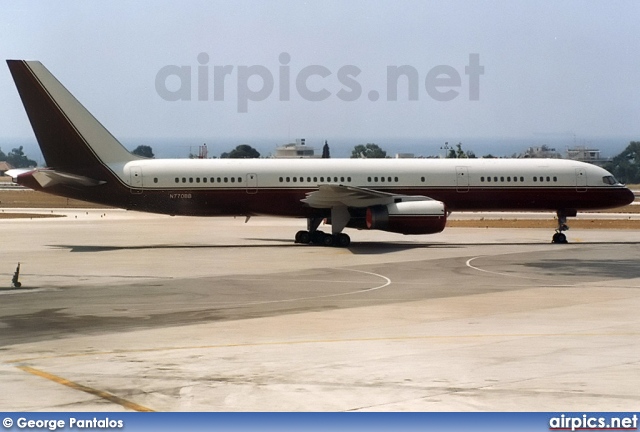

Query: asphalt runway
<box><xmin>0</xmin><ymin>210</ymin><xmax>639</xmax><ymax>411</ymax></box>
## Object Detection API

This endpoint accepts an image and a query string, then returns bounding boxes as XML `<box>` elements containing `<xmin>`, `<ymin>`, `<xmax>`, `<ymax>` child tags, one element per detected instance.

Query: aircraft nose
<box><xmin>619</xmin><ymin>187</ymin><xmax>636</xmax><ymax>206</ymax></box>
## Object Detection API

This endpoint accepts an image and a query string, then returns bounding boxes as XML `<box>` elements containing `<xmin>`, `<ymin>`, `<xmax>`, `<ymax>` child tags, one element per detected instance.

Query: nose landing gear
<box><xmin>552</xmin><ymin>210</ymin><xmax>574</xmax><ymax>244</ymax></box>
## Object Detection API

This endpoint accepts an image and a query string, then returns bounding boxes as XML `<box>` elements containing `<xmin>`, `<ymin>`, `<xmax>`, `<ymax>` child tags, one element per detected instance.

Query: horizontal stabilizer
<box><xmin>4</xmin><ymin>168</ymin><xmax>33</xmax><ymax>181</ymax></box>
<box><xmin>30</xmin><ymin>169</ymin><xmax>106</xmax><ymax>188</ymax></box>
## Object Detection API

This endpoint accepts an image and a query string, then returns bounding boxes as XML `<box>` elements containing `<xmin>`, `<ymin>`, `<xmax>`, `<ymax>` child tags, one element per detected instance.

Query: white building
<box><xmin>274</xmin><ymin>138</ymin><xmax>318</xmax><ymax>158</ymax></box>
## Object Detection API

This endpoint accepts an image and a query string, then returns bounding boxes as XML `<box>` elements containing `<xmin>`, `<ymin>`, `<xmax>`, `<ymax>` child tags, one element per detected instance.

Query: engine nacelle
<box><xmin>365</xmin><ymin>200</ymin><xmax>447</xmax><ymax>235</ymax></box>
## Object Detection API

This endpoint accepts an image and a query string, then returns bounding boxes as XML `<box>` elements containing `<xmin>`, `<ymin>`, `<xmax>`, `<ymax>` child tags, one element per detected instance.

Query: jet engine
<box><xmin>364</xmin><ymin>200</ymin><xmax>447</xmax><ymax>235</ymax></box>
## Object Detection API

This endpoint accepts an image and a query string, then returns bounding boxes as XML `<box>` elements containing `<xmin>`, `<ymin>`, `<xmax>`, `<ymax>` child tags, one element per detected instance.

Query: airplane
<box><xmin>5</xmin><ymin>60</ymin><xmax>635</xmax><ymax>247</ymax></box>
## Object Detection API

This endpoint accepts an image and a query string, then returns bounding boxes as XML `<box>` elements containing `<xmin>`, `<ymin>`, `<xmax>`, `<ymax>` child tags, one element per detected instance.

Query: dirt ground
<box><xmin>1</xmin><ymin>180</ymin><xmax>639</xmax><ymax>228</ymax></box>
<box><xmin>0</xmin><ymin>189</ymin><xmax>108</xmax><ymax>209</ymax></box>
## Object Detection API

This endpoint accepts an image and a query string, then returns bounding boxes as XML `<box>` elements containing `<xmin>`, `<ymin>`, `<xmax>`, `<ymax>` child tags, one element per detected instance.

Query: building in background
<box><xmin>274</xmin><ymin>139</ymin><xmax>318</xmax><ymax>158</ymax></box>
<box><xmin>566</xmin><ymin>146</ymin><xmax>608</xmax><ymax>166</ymax></box>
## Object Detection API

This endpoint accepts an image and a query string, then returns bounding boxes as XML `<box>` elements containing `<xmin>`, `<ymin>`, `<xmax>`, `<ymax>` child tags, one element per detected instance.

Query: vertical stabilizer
<box><xmin>7</xmin><ymin>60</ymin><xmax>140</xmax><ymax>176</ymax></box>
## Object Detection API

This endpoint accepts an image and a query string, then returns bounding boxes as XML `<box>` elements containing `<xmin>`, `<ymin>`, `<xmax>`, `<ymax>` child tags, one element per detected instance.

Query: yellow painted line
<box><xmin>16</xmin><ymin>365</ymin><xmax>154</xmax><ymax>412</ymax></box>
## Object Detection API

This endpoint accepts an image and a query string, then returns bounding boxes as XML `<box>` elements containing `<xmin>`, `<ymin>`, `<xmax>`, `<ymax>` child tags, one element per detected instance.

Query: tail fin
<box><xmin>6</xmin><ymin>60</ymin><xmax>140</xmax><ymax>177</ymax></box>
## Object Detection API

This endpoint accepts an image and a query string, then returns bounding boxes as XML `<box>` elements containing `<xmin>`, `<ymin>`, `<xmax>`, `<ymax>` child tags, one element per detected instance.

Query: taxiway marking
<box><xmin>466</xmin><ymin>256</ymin><xmax>535</xmax><ymax>279</ymax></box>
<box><xmin>16</xmin><ymin>365</ymin><xmax>154</xmax><ymax>412</ymax></box>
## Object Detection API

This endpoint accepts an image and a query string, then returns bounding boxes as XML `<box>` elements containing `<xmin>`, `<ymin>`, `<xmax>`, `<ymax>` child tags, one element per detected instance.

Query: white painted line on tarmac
<box><xmin>215</xmin><ymin>268</ymin><xmax>393</xmax><ymax>307</ymax></box>
<box><xmin>465</xmin><ymin>256</ymin><xmax>535</xmax><ymax>280</ymax></box>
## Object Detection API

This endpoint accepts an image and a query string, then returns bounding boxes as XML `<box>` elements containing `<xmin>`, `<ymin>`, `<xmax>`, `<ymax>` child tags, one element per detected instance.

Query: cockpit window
<box><xmin>602</xmin><ymin>175</ymin><xmax>618</xmax><ymax>185</ymax></box>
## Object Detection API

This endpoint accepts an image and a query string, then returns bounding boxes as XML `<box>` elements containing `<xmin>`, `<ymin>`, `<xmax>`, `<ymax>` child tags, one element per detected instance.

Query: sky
<box><xmin>1</xmin><ymin>0</ymin><xmax>639</xmax><ymax>160</ymax></box>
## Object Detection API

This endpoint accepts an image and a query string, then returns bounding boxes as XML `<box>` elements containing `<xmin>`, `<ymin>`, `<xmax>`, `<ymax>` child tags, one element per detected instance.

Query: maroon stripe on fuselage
<box><xmin>112</xmin><ymin>185</ymin><xmax>633</xmax><ymax>217</ymax></box>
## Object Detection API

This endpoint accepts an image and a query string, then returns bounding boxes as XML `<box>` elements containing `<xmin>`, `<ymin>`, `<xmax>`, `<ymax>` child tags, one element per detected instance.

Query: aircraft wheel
<box><xmin>337</xmin><ymin>233</ymin><xmax>351</xmax><ymax>247</ymax></box>
<box><xmin>322</xmin><ymin>234</ymin><xmax>335</xmax><ymax>247</ymax></box>
<box><xmin>552</xmin><ymin>232</ymin><xmax>567</xmax><ymax>244</ymax></box>
<box><xmin>295</xmin><ymin>230</ymin><xmax>310</xmax><ymax>244</ymax></box>
<box><xmin>310</xmin><ymin>230</ymin><xmax>326</xmax><ymax>244</ymax></box>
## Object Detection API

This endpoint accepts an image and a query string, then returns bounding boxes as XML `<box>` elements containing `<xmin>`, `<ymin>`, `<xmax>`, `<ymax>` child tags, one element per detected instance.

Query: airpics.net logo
<box><xmin>155</xmin><ymin>52</ymin><xmax>484</xmax><ymax>113</ymax></box>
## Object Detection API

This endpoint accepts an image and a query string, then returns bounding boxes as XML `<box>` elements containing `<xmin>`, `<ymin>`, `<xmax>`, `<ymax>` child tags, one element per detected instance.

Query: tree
<box><xmin>322</xmin><ymin>141</ymin><xmax>330</xmax><ymax>158</ymax></box>
<box><xmin>6</xmin><ymin>146</ymin><xmax>36</xmax><ymax>168</ymax></box>
<box><xmin>132</xmin><ymin>145</ymin><xmax>154</xmax><ymax>158</ymax></box>
<box><xmin>221</xmin><ymin>144</ymin><xmax>260</xmax><ymax>159</ymax></box>
<box><xmin>446</xmin><ymin>142</ymin><xmax>475</xmax><ymax>159</ymax></box>
<box><xmin>603</xmin><ymin>141</ymin><xmax>640</xmax><ymax>184</ymax></box>
<box><xmin>351</xmin><ymin>143</ymin><xmax>387</xmax><ymax>158</ymax></box>
<box><xmin>0</xmin><ymin>147</ymin><xmax>6</xmax><ymax>161</ymax></box>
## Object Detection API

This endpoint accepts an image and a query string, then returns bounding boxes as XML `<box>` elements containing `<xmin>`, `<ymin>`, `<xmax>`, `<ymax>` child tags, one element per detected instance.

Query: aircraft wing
<box><xmin>301</xmin><ymin>184</ymin><xmax>432</xmax><ymax>208</ymax></box>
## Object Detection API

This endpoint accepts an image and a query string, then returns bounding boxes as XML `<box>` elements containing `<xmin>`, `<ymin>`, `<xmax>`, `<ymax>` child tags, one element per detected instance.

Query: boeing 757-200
<box><xmin>5</xmin><ymin>60</ymin><xmax>635</xmax><ymax>246</ymax></box>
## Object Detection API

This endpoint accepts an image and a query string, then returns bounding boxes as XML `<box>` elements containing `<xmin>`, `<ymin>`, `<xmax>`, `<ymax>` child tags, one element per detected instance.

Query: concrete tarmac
<box><xmin>0</xmin><ymin>209</ymin><xmax>638</xmax><ymax>411</ymax></box>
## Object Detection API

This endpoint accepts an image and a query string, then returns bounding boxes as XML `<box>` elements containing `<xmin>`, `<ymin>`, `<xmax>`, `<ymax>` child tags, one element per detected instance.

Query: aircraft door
<box><xmin>575</xmin><ymin>168</ymin><xmax>587</xmax><ymax>192</ymax></box>
<box><xmin>130</xmin><ymin>165</ymin><xmax>143</xmax><ymax>194</ymax></box>
<box><xmin>456</xmin><ymin>166</ymin><xmax>469</xmax><ymax>192</ymax></box>
<box><xmin>246</xmin><ymin>173</ymin><xmax>258</xmax><ymax>194</ymax></box>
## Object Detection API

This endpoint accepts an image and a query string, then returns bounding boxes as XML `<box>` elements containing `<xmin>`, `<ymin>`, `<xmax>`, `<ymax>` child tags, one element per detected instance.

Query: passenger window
<box><xmin>231</xmin><ymin>177</ymin><xmax>235</xmax><ymax>183</ymax></box>
<box><xmin>348</xmin><ymin>177</ymin><xmax>352</xmax><ymax>182</ymax></box>
<box><xmin>182</xmin><ymin>178</ymin><xmax>186</xmax><ymax>183</ymax></box>
<box><xmin>175</xmin><ymin>178</ymin><xmax>179</xmax><ymax>183</ymax></box>
<box><xmin>553</xmin><ymin>176</ymin><xmax>557</xmax><ymax>182</ymax></box>
<box><xmin>421</xmin><ymin>177</ymin><xmax>425</xmax><ymax>182</ymax></box>
<box><xmin>487</xmin><ymin>177</ymin><xmax>491</xmax><ymax>182</ymax></box>
<box><xmin>481</xmin><ymin>177</ymin><xmax>484</xmax><ymax>182</ymax></box>
<box><xmin>493</xmin><ymin>177</ymin><xmax>498</xmax><ymax>182</ymax></box>
<box><xmin>533</xmin><ymin>177</ymin><xmax>537</xmax><ymax>182</ymax></box>
<box><xmin>546</xmin><ymin>176</ymin><xmax>550</xmax><ymax>182</ymax></box>
<box><xmin>189</xmin><ymin>178</ymin><xmax>193</xmax><ymax>183</ymax></box>
<box><xmin>154</xmin><ymin>178</ymin><xmax>158</xmax><ymax>183</ymax></box>
<box><xmin>224</xmin><ymin>177</ymin><xmax>228</xmax><ymax>183</ymax></box>
<box><xmin>500</xmin><ymin>176</ymin><xmax>504</xmax><ymax>182</ymax></box>
<box><xmin>381</xmin><ymin>177</ymin><xmax>385</xmax><ymax>182</ymax></box>
<box><xmin>520</xmin><ymin>177</ymin><xmax>524</xmax><ymax>182</ymax></box>
<box><xmin>196</xmin><ymin>178</ymin><xmax>200</xmax><ymax>183</ymax></box>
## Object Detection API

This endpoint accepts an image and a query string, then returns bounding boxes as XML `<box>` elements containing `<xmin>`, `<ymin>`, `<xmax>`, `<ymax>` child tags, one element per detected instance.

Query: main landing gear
<box><xmin>552</xmin><ymin>209</ymin><xmax>574</xmax><ymax>244</ymax></box>
<box><xmin>294</xmin><ymin>216</ymin><xmax>351</xmax><ymax>247</ymax></box>
<box><xmin>295</xmin><ymin>230</ymin><xmax>351</xmax><ymax>247</ymax></box>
